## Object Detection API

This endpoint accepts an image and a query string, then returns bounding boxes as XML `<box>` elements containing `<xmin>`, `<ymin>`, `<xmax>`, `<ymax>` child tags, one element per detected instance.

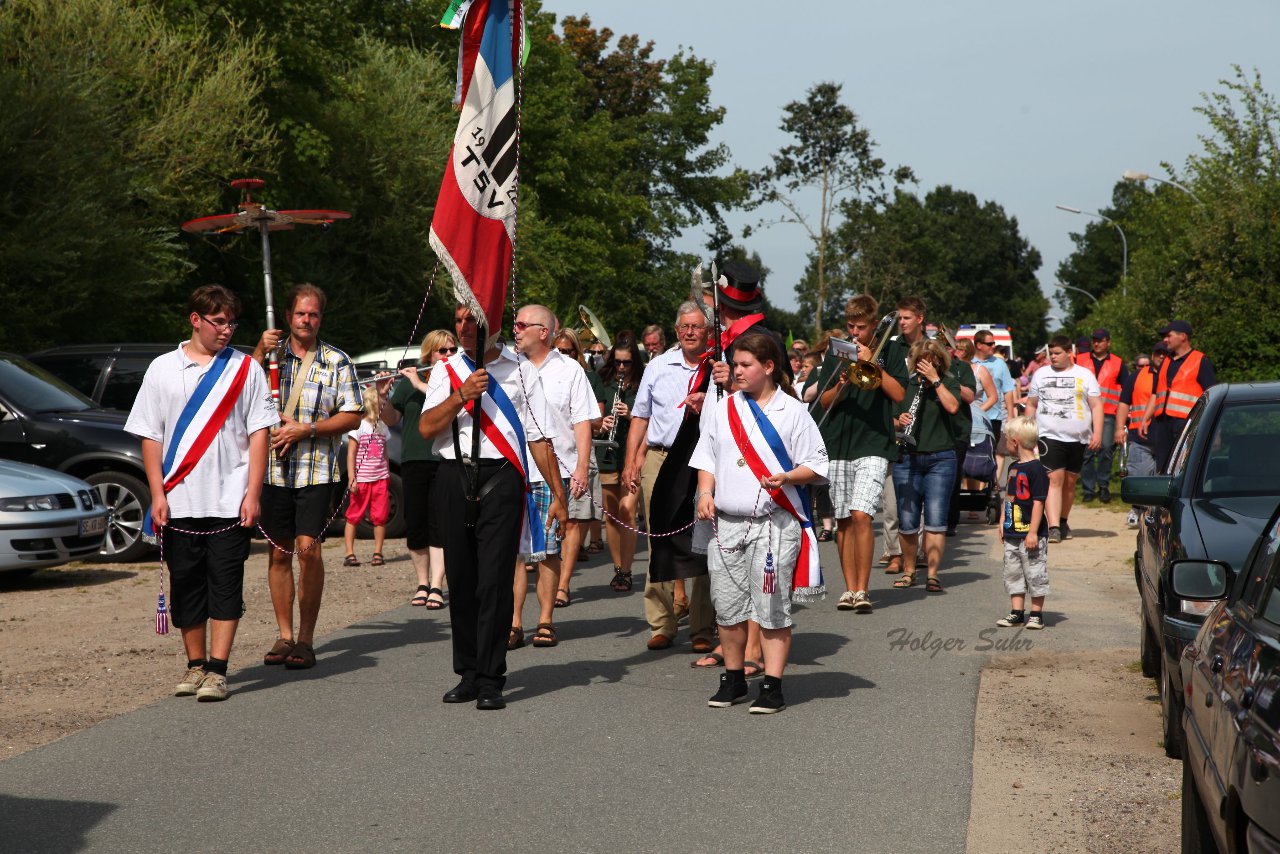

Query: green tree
<box><xmin>751</xmin><ymin>81</ymin><xmax>914</xmax><ymax>334</ymax></box>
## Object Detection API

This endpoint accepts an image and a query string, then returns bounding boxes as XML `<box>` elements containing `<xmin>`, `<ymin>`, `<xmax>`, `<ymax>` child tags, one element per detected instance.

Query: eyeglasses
<box><xmin>676</xmin><ymin>324</ymin><xmax>705</xmax><ymax>334</ymax></box>
<box><xmin>200</xmin><ymin>315</ymin><xmax>239</xmax><ymax>331</ymax></box>
<box><xmin>512</xmin><ymin>321</ymin><xmax>546</xmax><ymax>332</ymax></box>
<box><xmin>614</xmin><ymin>359</ymin><xmax>633</xmax><ymax>366</ymax></box>
<box><xmin>975</xmin><ymin>340</ymin><xmax>993</xmax><ymax>347</ymax></box>
<box><xmin>437</xmin><ymin>346</ymin><xmax>459</xmax><ymax>356</ymax></box>
<box><xmin>557</xmin><ymin>348</ymin><xmax>577</xmax><ymax>356</ymax></box>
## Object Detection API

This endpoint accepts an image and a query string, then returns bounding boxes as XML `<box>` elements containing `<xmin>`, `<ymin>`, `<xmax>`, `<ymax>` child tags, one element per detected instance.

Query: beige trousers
<box><xmin>639</xmin><ymin>448</ymin><xmax>714</xmax><ymax>642</ymax></box>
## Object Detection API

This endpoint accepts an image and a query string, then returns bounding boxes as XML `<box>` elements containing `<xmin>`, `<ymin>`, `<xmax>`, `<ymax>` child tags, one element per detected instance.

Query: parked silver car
<box><xmin>0</xmin><ymin>460</ymin><xmax>108</xmax><ymax>575</ymax></box>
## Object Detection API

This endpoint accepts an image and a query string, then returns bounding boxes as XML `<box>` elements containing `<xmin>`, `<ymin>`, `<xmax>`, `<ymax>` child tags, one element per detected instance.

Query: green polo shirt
<box><xmin>806</xmin><ymin>337</ymin><xmax>910</xmax><ymax>461</ymax></box>
<box><xmin>390</xmin><ymin>368</ymin><xmax>441</xmax><ymax>463</ymax></box>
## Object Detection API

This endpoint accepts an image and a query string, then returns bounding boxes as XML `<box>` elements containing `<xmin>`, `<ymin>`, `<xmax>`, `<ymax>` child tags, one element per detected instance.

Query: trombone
<box><xmin>811</xmin><ymin>311</ymin><xmax>899</xmax><ymax>429</ymax></box>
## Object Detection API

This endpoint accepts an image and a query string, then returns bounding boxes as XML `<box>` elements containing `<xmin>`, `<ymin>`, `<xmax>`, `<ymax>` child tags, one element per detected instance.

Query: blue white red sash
<box><xmin>442</xmin><ymin>353</ymin><xmax>545</xmax><ymax>557</ymax></box>
<box><xmin>726</xmin><ymin>393</ymin><xmax>825</xmax><ymax>601</ymax></box>
<box><xmin>144</xmin><ymin>347</ymin><xmax>255</xmax><ymax>538</ymax></box>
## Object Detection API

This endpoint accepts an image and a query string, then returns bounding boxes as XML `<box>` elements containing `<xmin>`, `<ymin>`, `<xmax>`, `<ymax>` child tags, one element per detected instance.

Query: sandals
<box><xmin>508</xmin><ymin>627</ymin><xmax>525</xmax><ymax>650</ymax></box>
<box><xmin>425</xmin><ymin>588</ymin><xmax>446</xmax><ymax>610</ymax></box>
<box><xmin>893</xmin><ymin>573</ymin><xmax>916</xmax><ymax>588</ymax></box>
<box><xmin>586</xmin><ymin>539</ymin><xmax>604</xmax><ymax>553</ymax></box>
<box><xmin>926</xmin><ymin>576</ymin><xmax>944</xmax><ymax>593</ymax></box>
<box><xmin>691</xmin><ymin>652</ymin><xmax>724</xmax><ymax>669</ymax></box>
<box><xmin>554</xmin><ymin>588</ymin><xmax>572</xmax><ymax>608</ymax></box>
<box><xmin>531</xmin><ymin>622</ymin><xmax>558</xmax><ymax>647</ymax></box>
<box><xmin>284</xmin><ymin>640</ymin><xmax>316</xmax><ymax>669</ymax></box>
<box><xmin>411</xmin><ymin>585</ymin><xmax>430</xmax><ymax>606</ymax></box>
<box><xmin>609</xmin><ymin>568</ymin><xmax>633</xmax><ymax>592</ymax></box>
<box><xmin>883</xmin><ymin>556</ymin><xmax>904</xmax><ymax>574</ymax></box>
<box><xmin>743</xmin><ymin>660</ymin><xmax>764</xmax><ymax>680</ymax></box>
<box><xmin>343</xmin><ymin>554</ymin><xmax>360</xmax><ymax>567</ymax></box>
<box><xmin>371</xmin><ymin>552</ymin><xmax>385</xmax><ymax>567</ymax></box>
<box><xmin>263</xmin><ymin>637</ymin><xmax>294</xmax><ymax>666</ymax></box>
<box><xmin>817</xmin><ymin>528</ymin><xmax>833</xmax><ymax>542</ymax></box>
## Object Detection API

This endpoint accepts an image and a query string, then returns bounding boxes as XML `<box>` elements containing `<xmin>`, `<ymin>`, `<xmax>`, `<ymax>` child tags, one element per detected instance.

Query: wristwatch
<box><xmin>931</xmin><ymin>379</ymin><xmax>942</xmax><ymax>389</ymax></box>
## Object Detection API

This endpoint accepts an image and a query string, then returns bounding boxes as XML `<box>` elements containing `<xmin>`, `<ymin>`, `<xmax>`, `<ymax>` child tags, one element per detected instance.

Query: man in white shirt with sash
<box><xmin>126</xmin><ymin>285</ymin><xmax>278</xmax><ymax>701</ymax></box>
<box><xmin>417</xmin><ymin>305</ymin><xmax>567</xmax><ymax>710</ymax></box>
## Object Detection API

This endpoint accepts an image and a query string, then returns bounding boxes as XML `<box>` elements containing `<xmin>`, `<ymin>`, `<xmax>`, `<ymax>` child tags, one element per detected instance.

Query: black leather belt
<box><xmin>446</xmin><ymin>457</ymin><xmax>507</xmax><ymax>467</ymax></box>
<box><xmin>647</xmin><ymin>444</ymin><xmax>671</xmax><ymax>453</ymax></box>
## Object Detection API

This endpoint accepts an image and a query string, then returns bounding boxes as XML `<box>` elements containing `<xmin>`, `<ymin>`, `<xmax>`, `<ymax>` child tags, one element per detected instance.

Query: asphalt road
<box><xmin>0</xmin><ymin>524</ymin><xmax>1012</xmax><ymax>853</ymax></box>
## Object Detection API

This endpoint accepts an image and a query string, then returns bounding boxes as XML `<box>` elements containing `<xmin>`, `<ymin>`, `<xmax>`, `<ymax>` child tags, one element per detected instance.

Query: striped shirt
<box><xmin>267</xmin><ymin>339</ymin><xmax>362</xmax><ymax>487</ymax></box>
<box><xmin>631</xmin><ymin>348</ymin><xmax>701</xmax><ymax>448</ymax></box>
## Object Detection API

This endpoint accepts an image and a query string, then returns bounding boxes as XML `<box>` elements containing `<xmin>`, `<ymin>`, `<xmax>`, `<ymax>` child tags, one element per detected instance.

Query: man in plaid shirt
<box><xmin>252</xmin><ymin>283</ymin><xmax>362</xmax><ymax>670</ymax></box>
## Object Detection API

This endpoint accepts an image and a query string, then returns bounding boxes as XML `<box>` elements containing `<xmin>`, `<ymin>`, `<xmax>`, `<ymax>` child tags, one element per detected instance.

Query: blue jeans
<box><xmin>893</xmin><ymin>449</ymin><xmax>957</xmax><ymax>535</ymax></box>
<box><xmin>1080</xmin><ymin>413</ymin><xmax>1117</xmax><ymax>495</ymax></box>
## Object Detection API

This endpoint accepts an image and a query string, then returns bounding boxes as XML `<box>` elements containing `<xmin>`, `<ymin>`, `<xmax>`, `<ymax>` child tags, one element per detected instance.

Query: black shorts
<box><xmin>989</xmin><ymin>419</ymin><xmax>1004</xmax><ymax>449</ymax></box>
<box><xmin>401</xmin><ymin>460</ymin><xmax>443</xmax><ymax>550</ymax></box>
<box><xmin>161</xmin><ymin>518</ymin><xmax>250</xmax><ymax>626</ymax></box>
<box><xmin>260</xmin><ymin>483</ymin><xmax>337</xmax><ymax>542</ymax></box>
<box><xmin>1039</xmin><ymin>438</ymin><xmax>1086</xmax><ymax>473</ymax></box>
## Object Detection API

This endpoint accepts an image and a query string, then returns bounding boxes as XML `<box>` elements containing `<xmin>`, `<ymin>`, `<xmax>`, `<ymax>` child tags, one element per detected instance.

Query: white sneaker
<box><xmin>836</xmin><ymin>591</ymin><xmax>858</xmax><ymax>610</ymax></box>
<box><xmin>195</xmin><ymin>672</ymin><xmax>229</xmax><ymax>702</ymax></box>
<box><xmin>175</xmin><ymin>666</ymin><xmax>206</xmax><ymax>696</ymax></box>
<box><xmin>852</xmin><ymin>590</ymin><xmax>873</xmax><ymax>613</ymax></box>
<box><xmin>1126</xmin><ymin>509</ymin><xmax>1139</xmax><ymax>529</ymax></box>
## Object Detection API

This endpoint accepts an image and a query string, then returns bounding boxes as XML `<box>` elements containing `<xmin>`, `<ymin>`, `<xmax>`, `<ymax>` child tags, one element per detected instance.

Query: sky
<box><xmin>537</xmin><ymin>0</ymin><xmax>1280</xmax><ymax>323</ymax></box>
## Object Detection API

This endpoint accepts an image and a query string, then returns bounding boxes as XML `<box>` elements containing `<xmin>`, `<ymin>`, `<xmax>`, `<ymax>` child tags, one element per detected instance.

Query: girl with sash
<box><xmin>691</xmin><ymin>333</ymin><xmax>829</xmax><ymax>714</ymax></box>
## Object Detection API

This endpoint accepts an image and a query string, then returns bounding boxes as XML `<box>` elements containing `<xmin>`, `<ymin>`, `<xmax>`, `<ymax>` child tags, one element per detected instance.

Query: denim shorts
<box><xmin>892</xmin><ymin>449</ymin><xmax>957</xmax><ymax>535</ymax></box>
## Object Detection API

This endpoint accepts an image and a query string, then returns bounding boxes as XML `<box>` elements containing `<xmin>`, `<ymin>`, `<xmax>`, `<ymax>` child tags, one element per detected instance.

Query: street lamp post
<box><xmin>1122</xmin><ymin>170</ymin><xmax>1205</xmax><ymax>206</ymax></box>
<box><xmin>1055</xmin><ymin>282</ymin><xmax>1099</xmax><ymax>306</ymax></box>
<box><xmin>1056</xmin><ymin>204</ymin><xmax>1127</xmax><ymax>297</ymax></box>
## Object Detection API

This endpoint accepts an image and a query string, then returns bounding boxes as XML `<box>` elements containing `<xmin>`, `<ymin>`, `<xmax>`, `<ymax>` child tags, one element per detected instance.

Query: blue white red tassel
<box><xmin>762</xmin><ymin>549</ymin><xmax>777</xmax><ymax>594</ymax></box>
<box><xmin>155</xmin><ymin>591</ymin><xmax>169</xmax><ymax>635</ymax></box>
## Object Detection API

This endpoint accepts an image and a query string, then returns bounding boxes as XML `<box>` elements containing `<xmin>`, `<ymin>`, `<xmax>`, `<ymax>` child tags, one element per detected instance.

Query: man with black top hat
<box><xmin>1075</xmin><ymin>328</ymin><xmax>1129</xmax><ymax>502</ymax></box>
<box><xmin>1137</xmin><ymin>319</ymin><xmax>1215</xmax><ymax>472</ymax></box>
<box><xmin>707</xmin><ymin>261</ymin><xmax>792</xmax><ymax>392</ymax></box>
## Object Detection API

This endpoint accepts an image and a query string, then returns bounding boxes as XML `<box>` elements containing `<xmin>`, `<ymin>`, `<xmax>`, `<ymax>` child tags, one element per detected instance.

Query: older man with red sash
<box><xmin>1075</xmin><ymin>328</ymin><xmax>1129</xmax><ymax>503</ymax></box>
<box><xmin>1137</xmin><ymin>320</ymin><xmax>1216</xmax><ymax>472</ymax></box>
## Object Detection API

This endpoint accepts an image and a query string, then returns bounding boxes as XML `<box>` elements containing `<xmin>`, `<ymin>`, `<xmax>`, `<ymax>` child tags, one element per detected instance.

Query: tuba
<box><xmin>578</xmin><ymin>305</ymin><xmax>611</xmax><ymax>351</ymax></box>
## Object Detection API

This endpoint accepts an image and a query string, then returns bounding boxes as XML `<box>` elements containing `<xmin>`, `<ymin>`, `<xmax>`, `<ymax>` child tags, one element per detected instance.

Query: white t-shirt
<box><xmin>690</xmin><ymin>388</ymin><xmax>829</xmax><ymax>516</ymax></box>
<box><xmin>347</xmin><ymin>420</ymin><xmax>390</xmax><ymax>482</ymax></box>
<box><xmin>524</xmin><ymin>349</ymin><xmax>596</xmax><ymax>483</ymax></box>
<box><xmin>124</xmin><ymin>344</ymin><xmax>278</xmax><ymax>519</ymax></box>
<box><xmin>1028</xmin><ymin>364</ymin><xmax>1101</xmax><ymax>443</ymax></box>
<box><xmin>420</xmin><ymin>346</ymin><xmax>552</xmax><ymax>460</ymax></box>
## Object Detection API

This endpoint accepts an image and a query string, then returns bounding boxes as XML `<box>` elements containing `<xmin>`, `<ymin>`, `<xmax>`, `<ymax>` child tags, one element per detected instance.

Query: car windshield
<box><xmin>0</xmin><ymin>354</ymin><xmax>95</xmax><ymax>413</ymax></box>
<box><xmin>1199</xmin><ymin>402</ymin><xmax>1280</xmax><ymax>497</ymax></box>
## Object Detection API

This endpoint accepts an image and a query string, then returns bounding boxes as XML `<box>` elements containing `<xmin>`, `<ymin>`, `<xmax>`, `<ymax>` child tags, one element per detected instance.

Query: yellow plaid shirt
<box><xmin>266</xmin><ymin>340</ymin><xmax>362</xmax><ymax>488</ymax></box>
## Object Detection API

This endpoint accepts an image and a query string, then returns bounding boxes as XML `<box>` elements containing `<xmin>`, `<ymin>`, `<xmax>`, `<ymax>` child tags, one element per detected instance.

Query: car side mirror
<box><xmin>1121</xmin><ymin>475</ymin><xmax>1175</xmax><ymax>508</ymax></box>
<box><xmin>1170</xmin><ymin>560</ymin><xmax>1232</xmax><ymax>601</ymax></box>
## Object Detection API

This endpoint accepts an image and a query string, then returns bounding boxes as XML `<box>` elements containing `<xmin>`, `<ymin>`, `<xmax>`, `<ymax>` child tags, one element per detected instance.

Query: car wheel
<box><xmin>1181</xmin><ymin>758</ymin><xmax>1216</xmax><ymax>853</ymax></box>
<box><xmin>86</xmin><ymin>471</ymin><xmax>152</xmax><ymax>563</ymax></box>
<box><xmin>1161</xmin><ymin>662</ymin><xmax>1186</xmax><ymax>760</ymax></box>
<box><xmin>1140</xmin><ymin>618</ymin><xmax>1161</xmax><ymax>678</ymax></box>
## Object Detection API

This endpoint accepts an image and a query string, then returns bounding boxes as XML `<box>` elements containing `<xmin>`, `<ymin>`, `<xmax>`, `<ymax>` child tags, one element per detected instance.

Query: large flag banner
<box><xmin>431</xmin><ymin>0</ymin><xmax>523</xmax><ymax>341</ymax></box>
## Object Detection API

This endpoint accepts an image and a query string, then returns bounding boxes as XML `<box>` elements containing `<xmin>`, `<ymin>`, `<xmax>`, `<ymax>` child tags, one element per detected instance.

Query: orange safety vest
<box><xmin>1127</xmin><ymin>366</ymin><xmax>1154</xmax><ymax>431</ymax></box>
<box><xmin>1076</xmin><ymin>352</ymin><xmax>1123</xmax><ymax>415</ymax></box>
<box><xmin>1151</xmin><ymin>350</ymin><xmax>1205</xmax><ymax>419</ymax></box>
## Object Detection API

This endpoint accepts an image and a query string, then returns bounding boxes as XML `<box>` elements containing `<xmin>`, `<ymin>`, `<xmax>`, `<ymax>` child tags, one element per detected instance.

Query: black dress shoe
<box><xmin>475</xmin><ymin>690</ymin><xmax>506</xmax><ymax>710</ymax></box>
<box><xmin>442</xmin><ymin>682</ymin><xmax>478</xmax><ymax>703</ymax></box>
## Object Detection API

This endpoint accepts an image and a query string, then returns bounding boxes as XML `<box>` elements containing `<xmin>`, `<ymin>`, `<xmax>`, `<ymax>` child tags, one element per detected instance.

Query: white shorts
<box><xmin>707</xmin><ymin>510</ymin><xmax>800</xmax><ymax>630</ymax></box>
<box><xmin>828</xmin><ymin>456</ymin><xmax>890</xmax><ymax>519</ymax></box>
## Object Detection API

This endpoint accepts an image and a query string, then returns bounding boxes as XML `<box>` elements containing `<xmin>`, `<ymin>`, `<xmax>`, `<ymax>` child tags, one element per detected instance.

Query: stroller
<box><xmin>957</xmin><ymin>408</ymin><xmax>1002</xmax><ymax>525</ymax></box>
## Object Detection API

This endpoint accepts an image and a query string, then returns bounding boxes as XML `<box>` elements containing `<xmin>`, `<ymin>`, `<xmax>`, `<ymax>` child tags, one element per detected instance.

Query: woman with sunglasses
<box><xmin>392</xmin><ymin>329</ymin><xmax>458</xmax><ymax>609</ymax></box>
<box><xmin>594</xmin><ymin>335</ymin><xmax>646</xmax><ymax>591</ymax></box>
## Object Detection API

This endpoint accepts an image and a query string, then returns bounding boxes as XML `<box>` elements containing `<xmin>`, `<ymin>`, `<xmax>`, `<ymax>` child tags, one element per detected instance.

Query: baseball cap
<box><xmin>1091</xmin><ymin>328</ymin><xmax>1110</xmax><ymax>340</ymax></box>
<box><xmin>1158</xmin><ymin>320</ymin><xmax>1193</xmax><ymax>336</ymax></box>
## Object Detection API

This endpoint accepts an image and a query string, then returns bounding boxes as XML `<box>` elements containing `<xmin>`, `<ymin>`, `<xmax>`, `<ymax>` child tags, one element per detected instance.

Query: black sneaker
<box><xmin>749</xmin><ymin>679</ymin><xmax>786</xmax><ymax>714</ymax></box>
<box><xmin>1061</xmin><ymin>520</ymin><xmax>1073</xmax><ymax>540</ymax></box>
<box><xmin>1026</xmin><ymin>613</ymin><xmax>1045</xmax><ymax>630</ymax></box>
<box><xmin>1099</xmin><ymin>487</ymin><xmax>1112</xmax><ymax>504</ymax></box>
<box><xmin>996</xmin><ymin>611</ymin><xmax>1025</xmax><ymax>627</ymax></box>
<box><xmin>1082</xmin><ymin>492</ymin><xmax>1095</xmax><ymax>502</ymax></box>
<box><xmin>707</xmin><ymin>673</ymin><xmax>748</xmax><ymax>708</ymax></box>
<box><xmin>1047</xmin><ymin>526</ymin><xmax>1063</xmax><ymax>544</ymax></box>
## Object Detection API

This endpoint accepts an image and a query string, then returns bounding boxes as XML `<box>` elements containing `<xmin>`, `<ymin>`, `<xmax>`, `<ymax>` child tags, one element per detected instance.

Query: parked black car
<box><xmin>0</xmin><ymin>353</ymin><xmax>151</xmax><ymax>561</ymax></box>
<box><xmin>1122</xmin><ymin>382</ymin><xmax>1280</xmax><ymax>759</ymax></box>
<box><xmin>29</xmin><ymin>343</ymin><xmax>406</xmax><ymax>540</ymax></box>
<box><xmin>1176</xmin><ymin>505</ymin><xmax>1280</xmax><ymax>853</ymax></box>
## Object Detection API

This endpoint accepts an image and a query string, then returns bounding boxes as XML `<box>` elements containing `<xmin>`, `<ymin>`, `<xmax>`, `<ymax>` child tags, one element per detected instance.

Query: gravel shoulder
<box><xmin>965</xmin><ymin>505</ymin><xmax>1180</xmax><ymax>853</ymax></box>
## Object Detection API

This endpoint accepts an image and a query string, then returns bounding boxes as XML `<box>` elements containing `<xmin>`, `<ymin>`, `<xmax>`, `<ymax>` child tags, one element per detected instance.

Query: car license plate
<box><xmin>80</xmin><ymin>516</ymin><xmax>107</xmax><ymax>537</ymax></box>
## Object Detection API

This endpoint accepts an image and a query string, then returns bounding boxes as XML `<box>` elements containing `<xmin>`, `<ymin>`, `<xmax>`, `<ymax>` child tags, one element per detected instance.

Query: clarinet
<box><xmin>895</xmin><ymin>373</ymin><xmax>925</xmax><ymax>449</ymax></box>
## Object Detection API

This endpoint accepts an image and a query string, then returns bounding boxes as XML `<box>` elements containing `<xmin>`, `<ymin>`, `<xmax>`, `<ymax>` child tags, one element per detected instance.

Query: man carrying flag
<box><xmin>417</xmin><ymin>305</ymin><xmax>567</xmax><ymax>710</ymax></box>
<box><xmin>125</xmin><ymin>285</ymin><xmax>278</xmax><ymax>702</ymax></box>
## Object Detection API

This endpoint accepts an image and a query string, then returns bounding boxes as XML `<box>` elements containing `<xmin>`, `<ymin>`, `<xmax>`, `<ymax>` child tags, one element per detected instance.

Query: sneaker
<box><xmin>851</xmin><ymin>590</ymin><xmax>873</xmax><ymax>613</ymax></box>
<box><xmin>749</xmin><ymin>679</ymin><xmax>786</xmax><ymax>714</ymax></box>
<box><xmin>195</xmin><ymin>672</ymin><xmax>229</xmax><ymax>702</ymax></box>
<box><xmin>1047</xmin><ymin>526</ymin><xmax>1063</xmax><ymax>544</ymax></box>
<box><xmin>1061</xmin><ymin>520</ymin><xmax>1073</xmax><ymax>540</ymax></box>
<box><xmin>175</xmin><ymin>666</ymin><xmax>206</xmax><ymax>696</ymax></box>
<box><xmin>836</xmin><ymin>590</ymin><xmax>857</xmax><ymax>611</ymax></box>
<box><xmin>1026</xmin><ymin>613</ymin><xmax>1045</xmax><ymax>630</ymax></box>
<box><xmin>1126</xmin><ymin>509</ymin><xmax>1139</xmax><ymax>529</ymax></box>
<box><xmin>707</xmin><ymin>673</ymin><xmax>749</xmax><ymax>708</ymax></box>
<box><xmin>996</xmin><ymin>611</ymin><xmax>1025</xmax><ymax>627</ymax></box>
<box><xmin>1099</xmin><ymin>487</ymin><xmax>1112</xmax><ymax>504</ymax></box>
<box><xmin>1082</xmin><ymin>492</ymin><xmax>1095</xmax><ymax>502</ymax></box>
